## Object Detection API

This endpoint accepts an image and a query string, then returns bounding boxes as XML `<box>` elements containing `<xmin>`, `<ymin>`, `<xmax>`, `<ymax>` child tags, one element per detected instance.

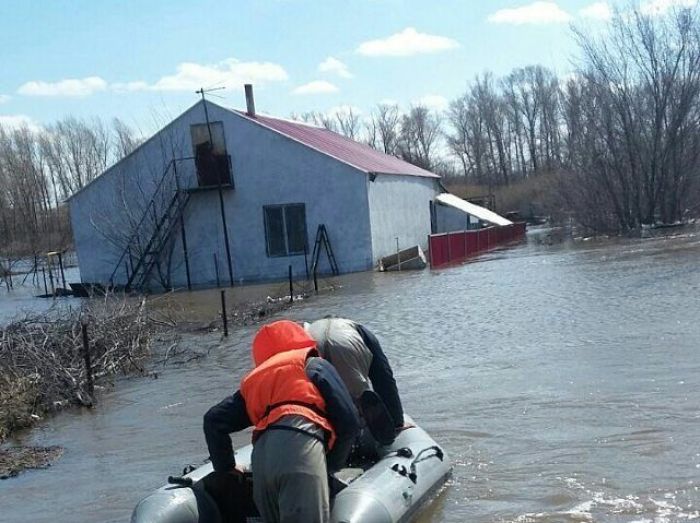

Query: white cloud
<box><xmin>292</xmin><ymin>80</ymin><xmax>339</xmax><ymax>95</ymax></box>
<box><xmin>0</xmin><ymin>94</ymin><xmax>10</xmax><ymax>104</ymax></box>
<box><xmin>415</xmin><ymin>95</ymin><xmax>449</xmax><ymax>111</ymax></box>
<box><xmin>148</xmin><ymin>58</ymin><xmax>288</xmax><ymax>92</ymax></box>
<box><xmin>18</xmin><ymin>76</ymin><xmax>108</xmax><ymax>97</ymax></box>
<box><xmin>488</xmin><ymin>1</ymin><xmax>572</xmax><ymax>25</ymax></box>
<box><xmin>579</xmin><ymin>2</ymin><xmax>613</xmax><ymax>20</ymax></box>
<box><xmin>356</xmin><ymin>27</ymin><xmax>459</xmax><ymax>57</ymax></box>
<box><xmin>16</xmin><ymin>58</ymin><xmax>289</xmax><ymax>99</ymax></box>
<box><xmin>640</xmin><ymin>0</ymin><xmax>695</xmax><ymax>16</ymax></box>
<box><xmin>0</xmin><ymin>114</ymin><xmax>41</xmax><ymax>132</ymax></box>
<box><xmin>318</xmin><ymin>57</ymin><xmax>353</xmax><ymax>79</ymax></box>
<box><xmin>111</xmin><ymin>81</ymin><xmax>151</xmax><ymax>93</ymax></box>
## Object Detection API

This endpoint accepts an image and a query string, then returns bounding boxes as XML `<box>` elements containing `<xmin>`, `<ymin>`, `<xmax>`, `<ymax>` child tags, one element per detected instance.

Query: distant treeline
<box><xmin>2</xmin><ymin>4</ymin><xmax>699</xmax><ymax>260</ymax></box>
<box><xmin>0</xmin><ymin>117</ymin><xmax>141</xmax><ymax>257</ymax></box>
<box><xmin>296</xmin><ymin>5</ymin><xmax>700</xmax><ymax>233</ymax></box>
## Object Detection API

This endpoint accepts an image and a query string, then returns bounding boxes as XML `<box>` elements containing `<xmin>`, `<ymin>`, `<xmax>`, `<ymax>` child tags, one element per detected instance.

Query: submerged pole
<box><xmin>220</xmin><ymin>290</ymin><xmax>229</xmax><ymax>337</ymax></box>
<box><xmin>200</xmin><ymin>91</ymin><xmax>234</xmax><ymax>288</ymax></box>
<box><xmin>213</xmin><ymin>253</ymin><xmax>220</xmax><ymax>288</ymax></box>
<box><xmin>395</xmin><ymin>237</ymin><xmax>401</xmax><ymax>271</ymax></box>
<box><xmin>47</xmin><ymin>257</ymin><xmax>55</xmax><ymax>296</ymax></box>
<box><xmin>81</xmin><ymin>323</ymin><xmax>95</xmax><ymax>405</ymax></box>
<box><xmin>180</xmin><ymin>215</ymin><xmax>192</xmax><ymax>291</ymax></box>
<box><xmin>41</xmin><ymin>267</ymin><xmax>48</xmax><ymax>295</ymax></box>
<box><xmin>57</xmin><ymin>252</ymin><xmax>67</xmax><ymax>289</ymax></box>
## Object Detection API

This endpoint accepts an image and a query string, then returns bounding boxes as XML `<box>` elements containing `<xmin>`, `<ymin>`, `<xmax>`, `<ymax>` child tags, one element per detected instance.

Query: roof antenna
<box><xmin>195</xmin><ymin>86</ymin><xmax>226</xmax><ymax>148</ymax></box>
<box><xmin>194</xmin><ymin>85</ymin><xmax>234</xmax><ymax>288</ymax></box>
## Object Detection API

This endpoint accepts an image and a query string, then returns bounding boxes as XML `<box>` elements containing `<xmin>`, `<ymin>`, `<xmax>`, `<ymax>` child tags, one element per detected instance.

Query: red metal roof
<box><xmin>232</xmin><ymin>110</ymin><xmax>440</xmax><ymax>179</ymax></box>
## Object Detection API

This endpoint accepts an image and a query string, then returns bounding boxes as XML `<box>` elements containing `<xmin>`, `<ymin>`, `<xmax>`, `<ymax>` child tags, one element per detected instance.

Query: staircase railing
<box><xmin>107</xmin><ymin>152</ymin><xmax>235</xmax><ymax>290</ymax></box>
<box><xmin>107</xmin><ymin>157</ymin><xmax>193</xmax><ymax>289</ymax></box>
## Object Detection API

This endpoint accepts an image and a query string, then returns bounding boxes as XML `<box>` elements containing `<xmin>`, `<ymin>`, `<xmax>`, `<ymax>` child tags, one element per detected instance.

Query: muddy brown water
<box><xmin>1</xmin><ymin>230</ymin><xmax>699</xmax><ymax>522</ymax></box>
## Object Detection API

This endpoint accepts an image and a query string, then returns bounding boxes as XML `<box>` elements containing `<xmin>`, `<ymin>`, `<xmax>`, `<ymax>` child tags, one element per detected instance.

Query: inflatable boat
<box><xmin>131</xmin><ymin>415</ymin><xmax>451</xmax><ymax>523</ymax></box>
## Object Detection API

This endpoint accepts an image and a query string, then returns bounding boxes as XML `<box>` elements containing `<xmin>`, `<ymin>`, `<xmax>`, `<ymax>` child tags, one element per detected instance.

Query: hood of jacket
<box><xmin>252</xmin><ymin>320</ymin><xmax>316</xmax><ymax>366</ymax></box>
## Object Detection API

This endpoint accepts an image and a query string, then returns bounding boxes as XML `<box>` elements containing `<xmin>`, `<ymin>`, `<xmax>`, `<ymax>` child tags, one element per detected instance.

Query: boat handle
<box><xmin>391</xmin><ymin>463</ymin><xmax>417</xmax><ymax>484</ymax></box>
<box><xmin>168</xmin><ymin>475</ymin><xmax>193</xmax><ymax>487</ymax></box>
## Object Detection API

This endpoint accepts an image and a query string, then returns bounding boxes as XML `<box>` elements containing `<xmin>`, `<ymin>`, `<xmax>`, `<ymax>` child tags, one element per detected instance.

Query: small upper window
<box><xmin>190</xmin><ymin>122</ymin><xmax>231</xmax><ymax>187</ymax></box>
<box><xmin>263</xmin><ymin>204</ymin><xmax>308</xmax><ymax>257</ymax></box>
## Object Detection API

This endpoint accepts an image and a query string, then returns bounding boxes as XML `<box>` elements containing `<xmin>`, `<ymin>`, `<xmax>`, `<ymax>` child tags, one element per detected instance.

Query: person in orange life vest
<box><xmin>203</xmin><ymin>320</ymin><xmax>359</xmax><ymax>523</ymax></box>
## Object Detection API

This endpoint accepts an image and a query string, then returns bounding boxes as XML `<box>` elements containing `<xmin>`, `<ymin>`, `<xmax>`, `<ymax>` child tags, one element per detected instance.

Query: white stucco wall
<box><xmin>69</xmin><ymin>104</ymin><xmax>199</xmax><ymax>285</ymax></box>
<box><xmin>189</xmin><ymin>103</ymin><xmax>374</xmax><ymax>284</ymax></box>
<box><xmin>69</xmin><ymin>101</ymin><xmax>374</xmax><ymax>288</ymax></box>
<box><xmin>366</xmin><ymin>175</ymin><xmax>441</xmax><ymax>264</ymax></box>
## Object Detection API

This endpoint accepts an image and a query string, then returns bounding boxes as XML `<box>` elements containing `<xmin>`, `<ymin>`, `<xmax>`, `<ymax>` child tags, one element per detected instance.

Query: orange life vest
<box><xmin>240</xmin><ymin>347</ymin><xmax>337</xmax><ymax>449</ymax></box>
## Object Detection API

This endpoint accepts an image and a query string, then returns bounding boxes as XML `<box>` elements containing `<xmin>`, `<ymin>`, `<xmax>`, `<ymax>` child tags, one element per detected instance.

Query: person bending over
<box><xmin>203</xmin><ymin>320</ymin><xmax>359</xmax><ymax>523</ymax></box>
<box><xmin>305</xmin><ymin>317</ymin><xmax>406</xmax><ymax>445</ymax></box>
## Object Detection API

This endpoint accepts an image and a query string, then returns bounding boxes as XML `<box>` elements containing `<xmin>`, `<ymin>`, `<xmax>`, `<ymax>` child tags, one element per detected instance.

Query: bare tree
<box><xmin>398</xmin><ymin>105</ymin><xmax>443</xmax><ymax>171</ymax></box>
<box><xmin>291</xmin><ymin>111</ymin><xmax>339</xmax><ymax>132</ymax></box>
<box><xmin>0</xmin><ymin>115</ymin><xmax>142</xmax><ymax>260</ymax></box>
<box><xmin>367</xmin><ymin>103</ymin><xmax>402</xmax><ymax>155</ymax></box>
<box><xmin>563</xmin><ymin>3</ymin><xmax>700</xmax><ymax>231</ymax></box>
<box><xmin>334</xmin><ymin>107</ymin><xmax>362</xmax><ymax>140</ymax></box>
<box><xmin>112</xmin><ymin>118</ymin><xmax>142</xmax><ymax>159</ymax></box>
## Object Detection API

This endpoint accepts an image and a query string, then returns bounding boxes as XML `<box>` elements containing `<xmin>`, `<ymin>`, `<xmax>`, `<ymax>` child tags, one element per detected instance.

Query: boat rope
<box><xmin>390</xmin><ymin>445</ymin><xmax>444</xmax><ymax>484</ymax></box>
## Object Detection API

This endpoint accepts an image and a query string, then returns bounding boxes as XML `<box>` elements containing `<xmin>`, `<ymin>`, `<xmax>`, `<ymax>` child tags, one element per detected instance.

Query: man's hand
<box><xmin>228</xmin><ymin>464</ymin><xmax>246</xmax><ymax>478</ymax></box>
<box><xmin>396</xmin><ymin>423</ymin><xmax>415</xmax><ymax>433</ymax></box>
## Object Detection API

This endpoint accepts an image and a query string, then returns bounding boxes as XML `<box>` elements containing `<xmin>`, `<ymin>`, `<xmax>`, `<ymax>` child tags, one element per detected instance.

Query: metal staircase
<box><xmin>108</xmin><ymin>159</ymin><xmax>191</xmax><ymax>291</ymax></box>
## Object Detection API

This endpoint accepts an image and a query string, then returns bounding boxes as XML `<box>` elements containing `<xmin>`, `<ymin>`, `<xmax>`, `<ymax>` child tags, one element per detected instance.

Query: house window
<box><xmin>264</xmin><ymin>204</ymin><xmax>308</xmax><ymax>257</ymax></box>
<box><xmin>190</xmin><ymin>122</ymin><xmax>232</xmax><ymax>187</ymax></box>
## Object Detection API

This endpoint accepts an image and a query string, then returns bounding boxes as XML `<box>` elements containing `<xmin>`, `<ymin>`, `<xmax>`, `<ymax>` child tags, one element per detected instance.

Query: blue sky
<box><xmin>0</xmin><ymin>1</ymin><xmax>684</xmax><ymax>133</ymax></box>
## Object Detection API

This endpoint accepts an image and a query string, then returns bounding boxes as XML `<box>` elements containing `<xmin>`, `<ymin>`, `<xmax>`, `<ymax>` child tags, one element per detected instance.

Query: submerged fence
<box><xmin>428</xmin><ymin>222</ymin><xmax>526</xmax><ymax>268</ymax></box>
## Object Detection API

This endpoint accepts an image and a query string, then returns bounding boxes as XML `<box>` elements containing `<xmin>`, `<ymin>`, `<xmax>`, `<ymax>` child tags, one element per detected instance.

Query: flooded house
<box><xmin>68</xmin><ymin>85</ymin><xmax>490</xmax><ymax>290</ymax></box>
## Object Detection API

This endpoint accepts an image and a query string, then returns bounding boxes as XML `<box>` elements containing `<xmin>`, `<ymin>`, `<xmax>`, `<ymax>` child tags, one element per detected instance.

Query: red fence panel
<box><xmin>465</xmin><ymin>230</ymin><xmax>478</xmax><ymax>255</ymax></box>
<box><xmin>428</xmin><ymin>234</ymin><xmax>448</xmax><ymax>267</ymax></box>
<box><xmin>429</xmin><ymin>222</ymin><xmax>527</xmax><ymax>268</ymax></box>
<box><xmin>448</xmin><ymin>232</ymin><xmax>466</xmax><ymax>261</ymax></box>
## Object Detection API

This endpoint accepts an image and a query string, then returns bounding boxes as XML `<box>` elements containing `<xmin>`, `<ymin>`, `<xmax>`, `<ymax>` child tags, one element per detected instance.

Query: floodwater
<box><xmin>0</xmin><ymin>265</ymin><xmax>81</xmax><ymax>326</ymax></box>
<box><xmin>2</xmin><ymin>230</ymin><xmax>699</xmax><ymax>522</ymax></box>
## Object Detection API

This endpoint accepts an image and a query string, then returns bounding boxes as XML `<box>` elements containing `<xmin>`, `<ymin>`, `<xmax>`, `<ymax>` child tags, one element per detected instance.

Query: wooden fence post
<box><xmin>81</xmin><ymin>323</ymin><xmax>95</xmax><ymax>404</ymax></box>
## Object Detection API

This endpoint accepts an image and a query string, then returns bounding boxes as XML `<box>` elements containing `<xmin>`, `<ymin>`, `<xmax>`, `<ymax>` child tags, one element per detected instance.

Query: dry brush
<box><xmin>0</xmin><ymin>296</ymin><xmax>153</xmax><ymax>442</ymax></box>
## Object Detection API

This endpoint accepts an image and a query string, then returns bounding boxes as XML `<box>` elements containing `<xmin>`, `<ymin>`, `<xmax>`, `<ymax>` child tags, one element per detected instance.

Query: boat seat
<box><xmin>329</xmin><ymin>467</ymin><xmax>365</xmax><ymax>497</ymax></box>
<box><xmin>334</xmin><ymin>467</ymin><xmax>364</xmax><ymax>485</ymax></box>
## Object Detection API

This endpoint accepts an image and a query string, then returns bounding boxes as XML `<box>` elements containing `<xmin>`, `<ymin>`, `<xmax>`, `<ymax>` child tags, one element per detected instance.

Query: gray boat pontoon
<box><xmin>131</xmin><ymin>416</ymin><xmax>451</xmax><ymax>523</ymax></box>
